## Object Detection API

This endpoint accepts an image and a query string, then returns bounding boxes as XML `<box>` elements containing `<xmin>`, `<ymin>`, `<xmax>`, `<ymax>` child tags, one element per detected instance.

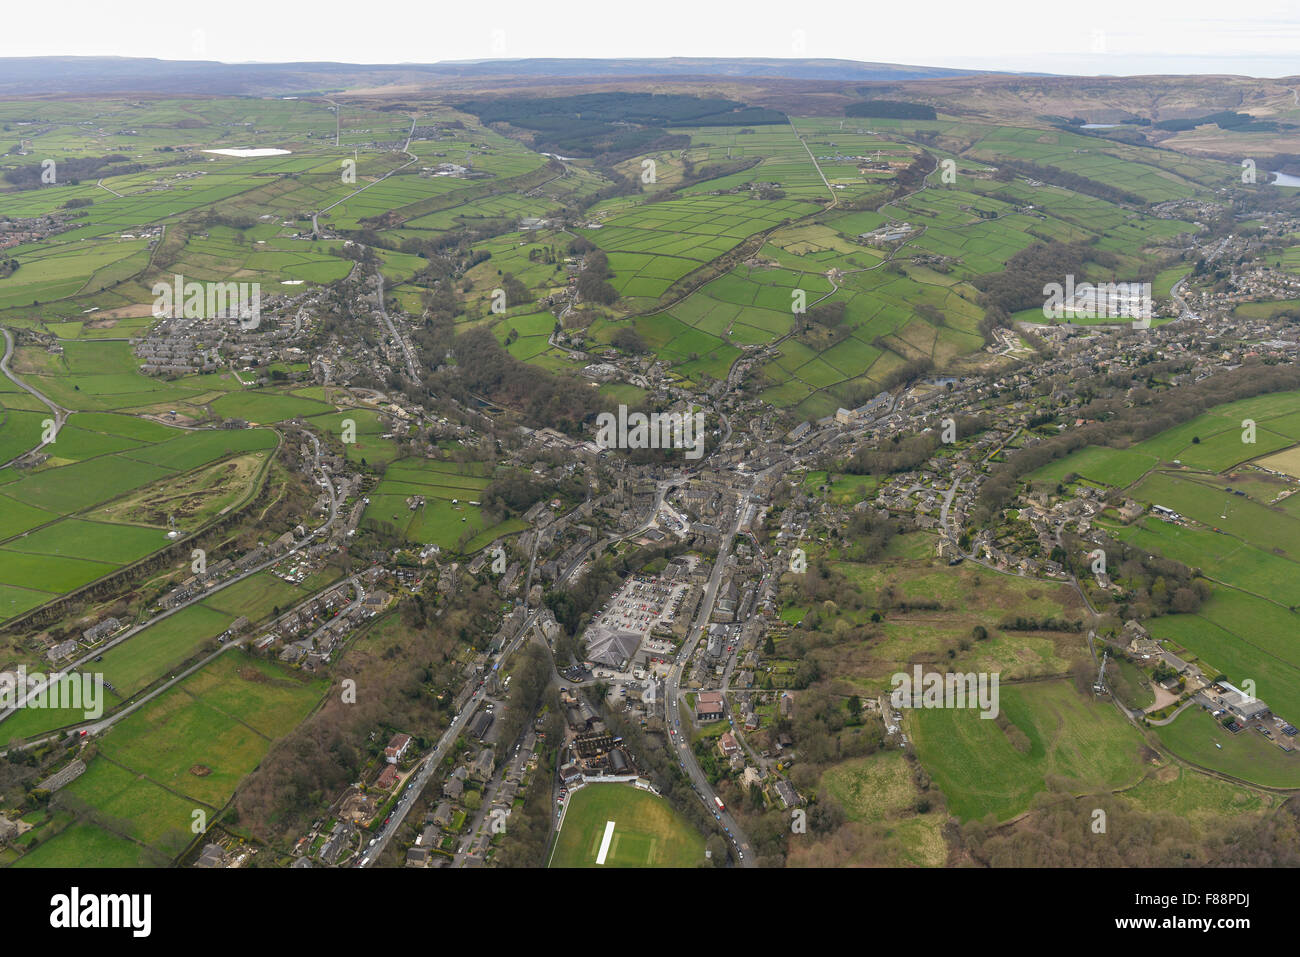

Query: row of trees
<box><xmin>6</xmin><ymin>153</ymin><xmax>144</xmax><ymax>188</ymax></box>
<box><xmin>992</xmin><ymin>158</ymin><xmax>1146</xmax><ymax>206</ymax></box>
<box><xmin>973</xmin><ymin>360</ymin><xmax>1300</xmax><ymax>526</ymax></box>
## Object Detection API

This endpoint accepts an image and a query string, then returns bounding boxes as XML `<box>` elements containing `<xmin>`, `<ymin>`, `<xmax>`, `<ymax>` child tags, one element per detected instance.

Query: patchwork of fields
<box><xmin>13</xmin><ymin>654</ymin><xmax>326</xmax><ymax>867</ymax></box>
<box><xmin>0</xmin><ymin>409</ymin><xmax>277</xmax><ymax>623</ymax></box>
<box><xmin>0</xmin><ymin>86</ymin><xmax>1276</xmax><ymax>869</ymax></box>
<box><xmin>575</xmin><ymin>193</ymin><xmax>818</xmax><ymax>309</ymax></box>
<box><xmin>361</xmin><ymin>457</ymin><xmax>524</xmax><ymax>551</ymax></box>
<box><xmin>552</xmin><ymin>114</ymin><xmax>1203</xmax><ymax>415</ymax></box>
<box><xmin>1033</xmin><ymin>391</ymin><xmax>1300</xmax><ymax>780</ymax></box>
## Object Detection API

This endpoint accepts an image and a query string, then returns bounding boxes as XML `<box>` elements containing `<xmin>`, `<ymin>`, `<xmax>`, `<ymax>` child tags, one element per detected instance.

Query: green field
<box><xmin>12</xmin><ymin>652</ymin><xmax>326</xmax><ymax>866</ymax></box>
<box><xmin>822</xmin><ymin>749</ymin><xmax>921</xmax><ymax>823</ymax></box>
<box><xmin>361</xmin><ymin>457</ymin><xmax>523</xmax><ymax>551</ymax></box>
<box><xmin>1156</xmin><ymin>708</ymin><xmax>1300</xmax><ymax>789</ymax></box>
<box><xmin>909</xmin><ymin>679</ymin><xmax>1147</xmax><ymax>822</ymax></box>
<box><xmin>0</xmin><ymin>413</ymin><xmax>278</xmax><ymax>622</ymax></box>
<box><xmin>549</xmin><ymin>783</ymin><xmax>705</xmax><ymax>868</ymax></box>
<box><xmin>1029</xmin><ymin>446</ymin><xmax>1157</xmax><ymax>487</ymax></box>
<box><xmin>97</xmin><ymin>603</ymin><xmax>236</xmax><ymax>696</ymax></box>
<box><xmin>201</xmin><ymin>570</ymin><xmax>304</xmax><ymax>621</ymax></box>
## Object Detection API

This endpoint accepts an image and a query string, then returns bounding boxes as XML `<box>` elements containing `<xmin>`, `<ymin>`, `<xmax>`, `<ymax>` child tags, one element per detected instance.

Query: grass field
<box><xmin>821</xmin><ymin>749</ymin><xmax>920</xmax><ymax>823</ymax></box>
<box><xmin>201</xmin><ymin>570</ymin><xmax>304</xmax><ymax>621</ymax></box>
<box><xmin>1130</xmin><ymin>471</ymin><xmax>1300</xmax><ymax>563</ymax></box>
<box><xmin>1257</xmin><ymin>445</ymin><xmax>1300</xmax><ymax>477</ymax></box>
<box><xmin>826</xmin><ymin>554</ymin><xmax>1082</xmax><ymax>688</ymax></box>
<box><xmin>97</xmin><ymin>603</ymin><xmax>236</xmax><ymax>696</ymax></box>
<box><xmin>1028</xmin><ymin>445</ymin><xmax>1158</xmax><ymax>487</ymax></box>
<box><xmin>909</xmin><ymin>679</ymin><xmax>1147</xmax><ymax>822</ymax></box>
<box><xmin>794</xmin><ymin>750</ymin><xmax>948</xmax><ymax>866</ymax></box>
<box><xmin>361</xmin><ymin>456</ymin><xmax>522</xmax><ymax>551</ymax></box>
<box><xmin>1156</xmin><ymin>707</ymin><xmax>1300</xmax><ymax>789</ymax></box>
<box><xmin>0</xmin><ymin>414</ymin><xmax>278</xmax><ymax>622</ymax></box>
<box><xmin>549</xmin><ymin>783</ymin><xmax>705</xmax><ymax>868</ymax></box>
<box><xmin>13</xmin><ymin>821</ymin><xmax>163</xmax><ymax>868</ymax></box>
<box><xmin>12</xmin><ymin>652</ymin><xmax>326</xmax><ymax>866</ymax></box>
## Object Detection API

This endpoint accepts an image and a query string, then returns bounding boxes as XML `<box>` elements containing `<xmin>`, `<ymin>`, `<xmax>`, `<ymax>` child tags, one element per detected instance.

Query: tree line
<box><xmin>972</xmin><ymin>360</ymin><xmax>1300</xmax><ymax>527</ymax></box>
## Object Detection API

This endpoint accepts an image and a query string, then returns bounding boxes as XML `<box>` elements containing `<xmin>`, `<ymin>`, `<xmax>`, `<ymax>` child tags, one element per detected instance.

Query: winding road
<box><xmin>0</xmin><ymin>327</ymin><xmax>68</xmax><ymax>468</ymax></box>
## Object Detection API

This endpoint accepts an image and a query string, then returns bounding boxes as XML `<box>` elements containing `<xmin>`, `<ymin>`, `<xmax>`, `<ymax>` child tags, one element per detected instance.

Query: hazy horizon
<box><xmin>6</xmin><ymin>0</ymin><xmax>1297</xmax><ymax>79</ymax></box>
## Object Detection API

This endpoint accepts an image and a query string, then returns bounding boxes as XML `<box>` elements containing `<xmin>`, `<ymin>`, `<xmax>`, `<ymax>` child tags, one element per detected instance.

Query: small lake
<box><xmin>202</xmin><ymin>148</ymin><xmax>292</xmax><ymax>158</ymax></box>
<box><xmin>1270</xmin><ymin>170</ymin><xmax>1300</xmax><ymax>188</ymax></box>
<box><xmin>1081</xmin><ymin>123</ymin><xmax>1121</xmax><ymax>129</ymax></box>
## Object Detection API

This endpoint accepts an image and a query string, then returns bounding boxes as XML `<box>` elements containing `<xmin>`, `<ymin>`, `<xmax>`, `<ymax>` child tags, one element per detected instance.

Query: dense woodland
<box><xmin>962</xmin><ymin>791</ymin><xmax>1300</xmax><ymax>866</ymax></box>
<box><xmin>973</xmin><ymin>240</ymin><xmax>1121</xmax><ymax>322</ymax></box>
<box><xmin>454</xmin><ymin>92</ymin><xmax>785</xmax><ymax>160</ymax></box>
<box><xmin>844</xmin><ymin>100</ymin><xmax>937</xmax><ymax>120</ymax></box>
<box><xmin>4</xmin><ymin>153</ymin><xmax>145</xmax><ymax>188</ymax></box>
<box><xmin>991</xmin><ymin>159</ymin><xmax>1146</xmax><ymax>207</ymax></box>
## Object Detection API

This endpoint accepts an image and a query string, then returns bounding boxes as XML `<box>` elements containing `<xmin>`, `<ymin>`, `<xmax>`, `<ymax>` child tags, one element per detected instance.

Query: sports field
<box><xmin>549</xmin><ymin>783</ymin><xmax>705</xmax><ymax>868</ymax></box>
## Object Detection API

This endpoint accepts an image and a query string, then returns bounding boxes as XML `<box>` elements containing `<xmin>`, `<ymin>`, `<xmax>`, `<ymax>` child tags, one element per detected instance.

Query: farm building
<box><xmin>1219</xmin><ymin>683</ymin><xmax>1271</xmax><ymax>721</ymax></box>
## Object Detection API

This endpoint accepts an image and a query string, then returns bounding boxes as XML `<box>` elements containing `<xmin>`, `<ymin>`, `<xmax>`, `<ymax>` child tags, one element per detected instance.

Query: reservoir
<box><xmin>202</xmin><ymin>148</ymin><xmax>292</xmax><ymax>158</ymax></box>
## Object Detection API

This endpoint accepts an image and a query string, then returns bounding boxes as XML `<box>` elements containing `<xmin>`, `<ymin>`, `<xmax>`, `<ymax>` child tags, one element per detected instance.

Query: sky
<box><xmin>4</xmin><ymin>0</ymin><xmax>1299</xmax><ymax>77</ymax></box>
